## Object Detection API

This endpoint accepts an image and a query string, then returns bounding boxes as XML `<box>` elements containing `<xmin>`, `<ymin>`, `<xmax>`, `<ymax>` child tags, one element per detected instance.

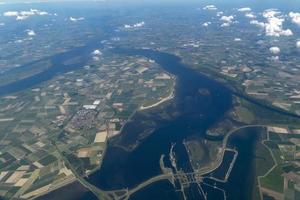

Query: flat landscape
<box><xmin>0</xmin><ymin>0</ymin><xmax>300</xmax><ymax>200</ymax></box>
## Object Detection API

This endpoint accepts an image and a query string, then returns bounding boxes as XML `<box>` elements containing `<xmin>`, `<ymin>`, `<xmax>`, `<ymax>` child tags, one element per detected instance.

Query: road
<box><xmin>53</xmin><ymin>142</ymin><xmax>112</xmax><ymax>200</ymax></box>
<box><xmin>49</xmin><ymin>125</ymin><xmax>268</xmax><ymax>200</ymax></box>
<box><xmin>127</xmin><ymin>173</ymin><xmax>173</xmax><ymax>197</ymax></box>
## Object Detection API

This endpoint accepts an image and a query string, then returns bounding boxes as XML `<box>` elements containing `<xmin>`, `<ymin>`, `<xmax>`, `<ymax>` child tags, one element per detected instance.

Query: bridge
<box><xmin>54</xmin><ymin>125</ymin><xmax>267</xmax><ymax>200</ymax></box>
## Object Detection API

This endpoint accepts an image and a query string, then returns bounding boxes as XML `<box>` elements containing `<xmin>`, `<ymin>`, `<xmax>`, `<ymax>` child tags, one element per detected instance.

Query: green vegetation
<box><xmin>255</xmin><ymin>143</ymin><xmax>275</xmax><ymax>177</ymax></box>
<box><xmin>238</xmin><ymin>98</ymin><xmax>300</xmax><ymax>126</ymax></box>
<box><xmin>269</xmin><ymin>132</ymin><xmax>282</xmax><ymax>141</ymax></box>
<box><xmin>185</xmin><ymin>136</ymin><xmax>222</xmax><ymax>171</ymax></box>
<box><xmin>260</xmin><ymin>165</ymin><xmax>284</xmax><ymax>193</ymax></box>
<box><xmin>0</xmin><ymin>48</ymin><xmax>174</xmax><ymax>199</ymax></box>
<box><xmin>264</xmin><ymin>141</ymin><xmax>283</xmax><ymax>164</ymax></box>
<box><xmin>234</xmin><ymin>105</ymin><xmax>255</xmax><ymax>123</ymax></box>
<box><xmin>185</xmin><ymin>139</ymin><xmax>207</xmax><ymax>168</ymax></box>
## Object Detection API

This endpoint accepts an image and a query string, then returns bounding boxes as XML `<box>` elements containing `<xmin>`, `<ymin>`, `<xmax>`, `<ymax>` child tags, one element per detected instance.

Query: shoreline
<box><xmin>186</xmin><ymin>125</ymin><xmax>267</xmax><ymax>176</ymax></box>
<box><xmin>33</xmin><ymin>61</ymin><xmax>177</xmax><ymax>200</ymax></box>
<box><xmin>34</xmin><ymin>50</ymin><xmax>272</xmax><ymax>199</ymax></box>
<box><xmin>27</xmin><ymin>47</ymin><xmax>296</xmax><ymax>200</ymax></box>
<box><xmin>139</xmin><ymin>77</ymin><xmax>176</xmax><ymax>111</ymax></box>
<box><xmin>106</xmin><ymin>126</ymin><xmax>261</xmax><ymax>199</ymax></box>
<box><xmin>30</xmin><ymin>176</ymin><xmax>77</xmax><ymax>200</ymax></box>
<box><xmin>189</xmin><ymin>64</ymin><xmax>300</xmax><ymax>119</ymax></box>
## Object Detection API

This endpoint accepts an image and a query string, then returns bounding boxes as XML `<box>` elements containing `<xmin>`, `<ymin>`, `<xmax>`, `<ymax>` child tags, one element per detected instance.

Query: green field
<box><xmin>260</xmin><ymin>164</ymin><xmax>284</xmax><ymax>193</ymax></box>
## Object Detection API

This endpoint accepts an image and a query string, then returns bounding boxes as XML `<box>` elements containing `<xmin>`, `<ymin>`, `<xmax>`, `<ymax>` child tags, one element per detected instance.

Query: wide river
<box><xmin>84</xmin><ymin>49</ymin><xmax>263</xmax><ymax>200</ymax></box>
<box><xmin>3</xmin><ymin>46</ymin><xmax>270</xmax><ymax>200</ymax></box>
<box><xmin>86</xmin><ymin>48</ymin><xmax>232</xmax><ymax>197</ymax></box>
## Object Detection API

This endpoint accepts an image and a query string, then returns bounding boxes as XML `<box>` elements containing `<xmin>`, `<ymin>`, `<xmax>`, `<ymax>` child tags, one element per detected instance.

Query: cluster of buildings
<box><xmin>0</xmin><ymin>51</ymin><xmax>174</xmax><ymax>199</ymax></box>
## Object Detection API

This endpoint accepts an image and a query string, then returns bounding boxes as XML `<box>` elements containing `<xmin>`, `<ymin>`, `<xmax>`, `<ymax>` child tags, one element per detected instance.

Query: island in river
<box><xmin>36</xmin><ymin>48</ymin><xmax>300</xmax><ymax>200</ymax></box>
<box><xmin>2</xmin><ymin>1</ymin><xmax>300</xmax><ymax>200</ymax></box>
<box><xmin>1</xmin><ymin>37</ymin><xmax>299</xmax><ymax>199</ymax></box>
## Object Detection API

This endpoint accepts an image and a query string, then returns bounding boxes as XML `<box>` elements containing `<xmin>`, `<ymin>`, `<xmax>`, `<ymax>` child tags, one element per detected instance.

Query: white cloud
<box><xmin>69</xmin><ymin>17</ymin><xmax>85</xmax><ymax>22</ymax></box>
<box><xmin>124</xmin><ymin>21</ymin><xmax>145</xmax><ymax>29</ymax></box>
<box><xmin>269</xmin><ymin>46</ymin><xmax>280</xmax><ymax>54</ymax></box>
<box><xmin>0</xmin><ymin>22</ymin><xmax>5</xmax><ymax>26</ymax></box>
<box><xmin>203</xmin><ymin>5</ymin><xmax>217</xmax><ymax>11</ymax></box>
<box><xmin>124</xmin><ymin>24</ymin><xmax>131</xmax><ymax>29</ymax></box>
<box><xmin>234</xmin><ymin>38</ymin><xmax>242</xmax><ymax>41</ymax></box>
<box><xmin>3</xmin><ymin>11</ymin><xmax>18</xmax><ymax>16</ymax></box>
<box><xmin>92</xmin><ymin>49</ymin><xmax>102</xmax><ymax>61</ymax></box>
<box><xmin>202</xmin><ymin>22</ymin><xmax>211</xmax><ymax>27</ymax></box>
<box><xmin>16</xmin><ymin>15</ymin><xmax>29</xmax><ymax>20</ymax></box>
<box><xmin>237</xmin><ymin>7</ymin><xmax>256</xmax><ymax>19</ymax></box>
<box><xmin>92</xmin><ymin>49</ymin><xmax>102</xmax><ymax>56</ymax></box>
<box><xmin>262</xmin><ymin>9</ymin><xmax>293</xmax><ymax>37</ymax></box>
<box><xmin>37</xmin><ymin>11</ymin><xmax>48</xmax><ymax>16</ymax></box>
<box><xmin>93</xmin><ymin>56</ymin><xmax>100</xmax><ymax>61</ymax></box>
<box><xmin>26</xmin><ymin>29</ymin><xmax>36</xmax><ymax>36</ymax></box>
<box><xmin>216</xmin><ymin>11</ymin><xmax>223</xmax><ymax>17</ymax></box>
<box><xmin>250</xmin><ymin>20</ymin><xmax>265</xmax><ymax>28</ymax></box>
<box><xmin>20</xmin><ymin>10</ymin><xmax>35</xmax><ymax>16</ymax></box>
<box><xmin>15</xmin><ymin>39</ymin><xmax>24</xmax><ymax>43</ymax></box>
<box><xmin>296</xmin><ymin>41</ymin><xmax>300</xmax><ymax>48</ymax></box>
<box><xmin>270</xmin><ymin>56</ymin><xmax>279</xmax><ymax>61</ymax></box>
<box><xmin>3</xmin><ymin>9</ymin><xmax>49</xmax><ymax>20</ymax></box>
<box><xmin>263</xmin><ymin>9</ymin><xmax>280</xmax><ymax>18</ymax></box>
<box><xmin>238</xmin><ymin>7</ymin><xmax>251</xmax><ymax>12</ymax></box>
<box><xmin>279</xmin><ymin>29</ymin><xmax>293</xmax><ymax>36</ymax></box>
<box><xmin>221</xmin><ymin>23</ymin><xmax>230</xmax><ymax>27</ymax></box>
<box><xmin>289</xmin><ymin>12</ymin><xmax>300</xmax><ymax>25</ymax></box>
<box><xmin>220</xmin><ymin>15</ymin><xmax>235</xmax><ymax>27</ymax></box>
<box><xmin>245</xmin><ymin>13</ymin><xmax>256</xmax><ymax>19</ymax></box>
<box><xmin>220</xmin><ymin>15</ymin><xmax>234</xmax><ymax>23</ymax></box>
<box><xmin>133</xmin><ymin>21</ymin><xmax>145</xmax><ymax>28</ymax></box>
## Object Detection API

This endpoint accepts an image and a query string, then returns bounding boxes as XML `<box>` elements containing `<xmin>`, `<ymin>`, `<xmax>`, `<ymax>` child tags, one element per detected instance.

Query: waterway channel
<box><xmin>2</xmin><ymin>47</ymin><xmax>276</xmax><ymax>200</ymax></box>
<box><xmin>86</xmin><ymin>48</ymin><xmax>234</xmax><ymax>199</ymax></box>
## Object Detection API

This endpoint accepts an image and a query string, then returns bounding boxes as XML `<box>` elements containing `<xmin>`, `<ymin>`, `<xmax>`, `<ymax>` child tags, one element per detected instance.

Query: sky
<box><xmin>1</xmin><ymin>0</ymin><xmax>299</xmax><ymax>7</ymax></box>
<box><xmin>0</xmin><ymin>0</ymin><xmax>199</xmax><ymax>4</ymax></box>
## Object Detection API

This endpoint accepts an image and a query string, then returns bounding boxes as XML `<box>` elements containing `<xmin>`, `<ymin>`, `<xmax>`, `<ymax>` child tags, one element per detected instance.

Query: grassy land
<box><xmin>185</xmin><ymin>61</ymin><xmax>300</xmax><ymax>120</ymax></box>
<box><xmin>185</xmin><ymin>136</ymin><xmax>222</xmax><ymax>171</ymax></box>
<box><xmin>185</xmin><ymin>139</ymin><xmax>206</xmax><ymax>169</ymax></box>
<box><xmin>234</xmin><ymin>105</ymin><xmax>255</xmax><ymax>124</ymax></box>
<box><xmin>260</xmin><ymin>164</ymin><xmax>284</xmax><ymax>193</ymax></box>
<box><xmin>239</xmin><ymin>98</ymin><xmax>300</xmax><ymax>126</ymax></box>
<box><xmin>255</xmin><ymin>142</ymin><xmax>275</xmax><ymax>177</ymax></box>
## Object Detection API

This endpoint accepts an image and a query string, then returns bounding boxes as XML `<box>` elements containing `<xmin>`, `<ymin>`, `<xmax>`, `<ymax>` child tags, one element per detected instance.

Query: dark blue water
<box><xmin>86</xmin><ymin>49</ymin><xmax>233</xmax><ymax>199</ymax></box>
<box><xmin>205</xmin><ymin>150</ymin><xmax>235</xmax><ymax>180</ymax></box>
<box><xmin>0</xmin><ymin>40</ymin><xmax>101</xmax><ymax>96</ymax></box>
<box><xmin>202</xmin><ymin>127</ymin><xmax>262</xmax><ymax>200</ymax></box>
<box><xmin>1</xmin><ymin>46</ymin><xmax>290</xmax><ymax>200</ymax></box>
<box><xmin>2</xmin><ymin>2</ymin><xmax>299</xmax><ymax>199</ymax></box>
<box><xmin>130</xmin><ymin>180</ymin><xmax>182</xmax><ymax>200</ymax></box>
<box><xmin>86</xmin><ymin>50</ymin><xmax>269</xmax><ymax>200</ymax></box>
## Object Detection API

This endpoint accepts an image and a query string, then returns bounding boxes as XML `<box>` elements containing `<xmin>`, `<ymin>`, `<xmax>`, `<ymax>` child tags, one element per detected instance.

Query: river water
<box><xmin>86</xmin><ymin>48</ymin><xmax>234</xmax><ymax>199</ymax></box>
<box><xmin>0</xmin><ymin>40</ymin><xmax>101</xmax><ymax>96</ymax></box>
<box><xmin>3</xmin><ymin>46</ymin><xmax>266</xmax><ymax>200</ymax></box>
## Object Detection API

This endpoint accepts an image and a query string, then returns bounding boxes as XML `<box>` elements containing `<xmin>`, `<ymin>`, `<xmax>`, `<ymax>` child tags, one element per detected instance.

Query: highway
<box><xmin>53</xmin><ymin>141</ymin><xmax>112</xmax><ymax>200</ymax></box>
<box><xmin>50</xmin><ymin>125</ymin><xmax>268</xmax><ymax>200</ymax></box>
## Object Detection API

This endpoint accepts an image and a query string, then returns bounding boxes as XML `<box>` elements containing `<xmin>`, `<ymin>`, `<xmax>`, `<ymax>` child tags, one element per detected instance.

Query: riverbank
<box><xmin>31</xmin><ymin>176</ymin><xmax>77</xmax><ymax>200</ymax></box>
<box><xmin>139</xmin><ymin>78</ymin><xmax>176</xmax><ymax>111</ymax></box>
<box><xmin>36</xmin><ymin>48</ymin><xmax>286</xmax><ymax>199</ymax></box>
<box><xmin>33</xmin><ymin>48</ymin><xmax>299</xmax><ymax>200</ymax></box>
<box><xmin>186</xmin><ymin>125</ymin><xmax>267</xmax><ymax>177</ymax></box>
<box><xmin>114</xmin><ymin>126</ymin><xmax>263</xmax><ymax>199</ymax></box>
<box><xmin>85</xmin><ymin>48</ymin><xmax>233</xmax><ymax>198</ymax></box>
<box><xmin>186</xmin><ymin>63</ymin><xmax>300</xmax><ymax>120</ymax></box>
